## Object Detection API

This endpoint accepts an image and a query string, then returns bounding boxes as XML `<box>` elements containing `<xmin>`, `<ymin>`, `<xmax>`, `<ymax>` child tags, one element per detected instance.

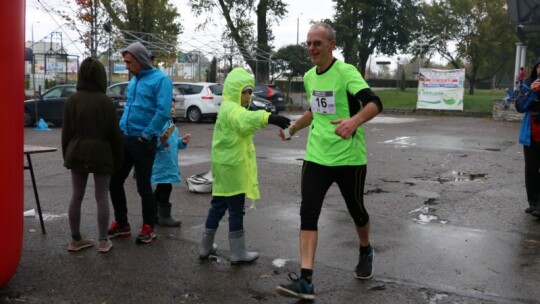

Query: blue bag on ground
<box><xmin>34</xmin><ymin>118</ymin><xmax>51</xmax><ymax>131</ymax></box>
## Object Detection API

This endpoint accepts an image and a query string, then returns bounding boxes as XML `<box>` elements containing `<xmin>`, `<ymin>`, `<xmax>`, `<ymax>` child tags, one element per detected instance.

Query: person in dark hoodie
<box><xmin>62</xmin><ymin>57</ymin><xmax>123</xmax><ymax>253</ymax></box>
<box><xmin>516</xmin><ymin>57</ymin><xmax>540</xmax><ymax>217</ymax></box>
<box><xmin>108</xmin><ymin>42</ymin><xmax>172</xmax><ymax>244</ymax></box>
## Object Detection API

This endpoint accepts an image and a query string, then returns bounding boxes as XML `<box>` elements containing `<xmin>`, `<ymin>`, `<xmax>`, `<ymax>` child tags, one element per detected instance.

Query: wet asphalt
<box><xmin>1</xmin><ymin>112</ymin><xmax>539</xmax><ymax>304</ymax></box>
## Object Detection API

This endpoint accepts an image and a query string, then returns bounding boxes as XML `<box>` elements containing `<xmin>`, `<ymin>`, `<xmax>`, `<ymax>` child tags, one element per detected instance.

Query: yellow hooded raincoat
<box><xmin>211</xmin><ymin>67</ymin><xmax>271</xmax><ymax>201</ymax></box>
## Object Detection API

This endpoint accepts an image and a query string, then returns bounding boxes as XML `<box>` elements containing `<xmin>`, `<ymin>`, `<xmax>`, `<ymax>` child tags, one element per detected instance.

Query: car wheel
<box><xmin>24</xmin><ymin>109</ymin><xmax>34</xmax><ymax>127</ymax></box>
<box><xmin>187</xmin><ymin>106</ymin><xmax>202</xmax><ymax>123</ymax></box>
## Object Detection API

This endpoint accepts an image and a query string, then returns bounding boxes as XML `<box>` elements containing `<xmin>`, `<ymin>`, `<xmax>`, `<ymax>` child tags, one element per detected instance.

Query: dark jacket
<box><xmin>62</xmin><ymin>57</ymin><xmax>122</xmax><ymax>173</ymax></box>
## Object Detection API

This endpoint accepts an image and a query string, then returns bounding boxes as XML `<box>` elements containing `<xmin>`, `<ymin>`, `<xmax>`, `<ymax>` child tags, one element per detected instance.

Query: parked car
<box><xmin>249</xmin><ymin>94</ymin><xmax>276</xmax><ymax>114</ymax></box>
<box><xmin>253</xmin><ymin>84</ymin><xmax>286</xmax><ymax>114</ymax></box>
<box><xmin>172</xmin><ymin>82</ymin><xmax>223</xmax><ymax>123</ymax></box>
<box><xmin>107</xmin><ymin>81</ymin><xmax>184</xmax><ymax>121</ymax></box>
<box><xmin>23</xmin><ymin>84</ymin><xmax>124</xmax><ymax>127</ymax></box>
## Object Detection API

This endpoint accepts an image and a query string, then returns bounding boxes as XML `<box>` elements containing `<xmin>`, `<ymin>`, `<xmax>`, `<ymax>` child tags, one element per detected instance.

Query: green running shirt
<box><xmin>304</xmin><ymin>60</ymin><xmax>370</xmax><ymax>166</ymax></box>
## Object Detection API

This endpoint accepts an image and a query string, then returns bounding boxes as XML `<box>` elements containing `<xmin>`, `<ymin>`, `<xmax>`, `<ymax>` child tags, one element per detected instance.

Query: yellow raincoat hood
<box><xmin>210</xmin><ymin>67</ymin><xmax>271</xmax><ymax>201</ymax></box>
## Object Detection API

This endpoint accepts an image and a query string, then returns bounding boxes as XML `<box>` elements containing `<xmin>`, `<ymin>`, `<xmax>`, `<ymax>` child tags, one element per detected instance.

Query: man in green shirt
<box><xmin>276</xmin><ymin>22</ymin><xmax>383</xmax><ymax>301</ymax></box>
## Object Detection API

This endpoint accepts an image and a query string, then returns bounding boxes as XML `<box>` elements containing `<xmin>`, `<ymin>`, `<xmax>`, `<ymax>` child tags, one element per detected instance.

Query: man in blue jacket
<box><xmin>108</xmin><ymin>42</ymin><xmax>172</xmax><ymax>244</ymax></box>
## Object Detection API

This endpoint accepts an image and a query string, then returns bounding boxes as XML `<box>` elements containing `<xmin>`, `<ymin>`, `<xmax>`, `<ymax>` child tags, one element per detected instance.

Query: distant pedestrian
<box><xmin>108</xmin><ymin>41</ymin><xmax>172</xmax><ymax>244</ymax></box>
<box><xmin>152</xmin><ymin>102</ymin><xmax>191</xmax><ymax>227</ymax></box>
<box><xmin>62</xmin><ymin>57</ymin><xmax>122</xmax><ymax>253</ymax></box>
<box><xmin>516</xmin><ymin>58</ymin><xmax>540</xmax><ymax>217</ymax></box>
<box><xmin>198</xmin><ymin>67</ymin><xmax>290</xmax><ymax>264</ymax></box>
<box><xmin>275</xmin><ymin>22</ymin><xmax>383</xmax><ymax>301</ymax></box>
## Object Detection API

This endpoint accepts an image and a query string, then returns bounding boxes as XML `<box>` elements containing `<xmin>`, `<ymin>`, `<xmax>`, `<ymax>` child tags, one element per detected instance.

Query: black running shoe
<box><xmin>276</xmin><ymin>272</ymin><xmax>315</xmax><ymax>301</ymax></box>
<box><xmin>355</xmin><ymin>247</ymin><xmax>374</xmax><ymax>279</ymax></box>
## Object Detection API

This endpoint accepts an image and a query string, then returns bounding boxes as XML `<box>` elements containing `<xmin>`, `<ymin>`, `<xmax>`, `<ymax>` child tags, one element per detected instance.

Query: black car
<box><xmin>248</xmin><ymin>94</ymin><xmax>276</xmax><ymax>114</ymax></box>
<box><xmin>24</xmin><ymin>84</ymin><xmax>124</xmax><ymax>127</ymax></box>
<box><xmin>253</xmin><ymin>84</ymin><xmax>286</xmax><ymax>114</ymax></box>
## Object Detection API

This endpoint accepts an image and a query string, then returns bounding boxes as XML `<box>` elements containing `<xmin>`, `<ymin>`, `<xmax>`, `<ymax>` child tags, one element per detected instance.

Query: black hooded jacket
<box><xmin>61</xmin><ymin>57</ymin><xmax>123</xmax><ymax>173</ymax></box>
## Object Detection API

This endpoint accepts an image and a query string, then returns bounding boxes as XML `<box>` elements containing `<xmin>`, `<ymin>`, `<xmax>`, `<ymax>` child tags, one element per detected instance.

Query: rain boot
<box><xmin>157</xmin><ymin>207</ymin><xmax>181</xmax><ymax>227</ymax></box>
<box><xmin>229</xmin><ymin>230</ymin><xmax>258</xmax><ymax>264</ymax></box>
<box><xmin>525</xmin><ymin>200</ymin><xmax>536</xmax><ymax>214</ymax></box>
<box><xmin>531</xmin><ymin>201</ymin><xmax>540</xmax><ymax>218</ymax></box>
<box><xmin>199</xmin><ymin>228</ymin><xmax>218</xmax><ymax>259</ymax></box>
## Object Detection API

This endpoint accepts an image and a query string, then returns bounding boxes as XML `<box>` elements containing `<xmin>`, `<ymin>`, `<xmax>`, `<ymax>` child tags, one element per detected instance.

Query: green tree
<box><xmin>207</xmin><ymin>57</ymin><xmax>218</xmax><ymax>82</ymax></box>
<box><xmin>414</xmin><ymin>0</ymin><xmax>517</xmax><ymax>94</ymax></box>
<box><xmin>330</xmin><ymin>0</ymin><xmax>421</xmax><ymax>76</ymax></box>
<box><xmin>102</xmin><ymin>0</ymin><xmax>182</xmax><ymax>65</ymax></box>
<box><xmin>51</xmin><ymin>0</ymin><xmax>181</xmax><ymax>63</ymax></box>
<box><xmin>188</xmin><ymin>0</ymin><xmax>287</xmax><ymax>83</ymax></box>
<box><xmin>52</xmin><ymin>0</ymin><xmax>108</xmax><ymax>58</ymax></box>
<box><xmin>272</xmin><ymin>44</ymin><xmax>311</xmax><ymax>102</ymax></box>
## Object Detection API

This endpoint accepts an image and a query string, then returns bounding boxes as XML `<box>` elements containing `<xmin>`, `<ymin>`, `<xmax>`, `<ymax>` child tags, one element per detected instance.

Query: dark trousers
<box><xmin>204</xmin><ymin>194</ymin><xmax>246</xmax><ymax>232</ymax></box>
<box><xmin>154</xmin><ymin>183</ymin><xmax>172</xmax><ymax>209</ymax></box>
<box><xmin>300</xmin><ymin>161</ymin><xmax>368</xmax><ymax>231</ymax></box>
<box><xmin>524</xmin><ymin>141</ymin><xmax>540</xmax><ymax>204</ymax></box>
<box><xmin>109</xmin><ymin>136</ymin><xmax>156</xmax><ymax>225</ymax></box>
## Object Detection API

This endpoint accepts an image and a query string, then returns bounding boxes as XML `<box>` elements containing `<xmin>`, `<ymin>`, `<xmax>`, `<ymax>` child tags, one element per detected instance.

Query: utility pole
<box><xmin>103</xmin><ymin>21</ymin><xmax>112</xmax><ymax>86</ymax></box>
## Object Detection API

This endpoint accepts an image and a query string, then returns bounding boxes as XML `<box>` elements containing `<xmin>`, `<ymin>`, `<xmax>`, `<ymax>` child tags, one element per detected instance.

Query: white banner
<box><xmin>417</xmin><ymin>68</ymin><xmax>465</xmax><ymax>110</ymax></box>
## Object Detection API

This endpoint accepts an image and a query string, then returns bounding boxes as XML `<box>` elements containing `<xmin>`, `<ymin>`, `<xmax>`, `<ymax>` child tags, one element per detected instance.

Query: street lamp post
<box><xmin>31</xmin><ymin>21</ymin><xmax>40</xmax><ymax>125</ymax></box>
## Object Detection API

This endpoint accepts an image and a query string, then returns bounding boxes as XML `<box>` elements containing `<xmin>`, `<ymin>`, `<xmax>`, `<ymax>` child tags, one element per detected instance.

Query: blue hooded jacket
<box><xmin>119</xmin><ymin>42</ymin><xmax>172</xmax><ymax>140</ymax></box>
<box><xmin>517</xmin><ymin>57</ymin><xmax>540</xmax><ymax>146</ymax></box>
<box><xmin>151</xmin><ymin>120</ymin><xmax>187</xmax><ymax>184</ymax></box>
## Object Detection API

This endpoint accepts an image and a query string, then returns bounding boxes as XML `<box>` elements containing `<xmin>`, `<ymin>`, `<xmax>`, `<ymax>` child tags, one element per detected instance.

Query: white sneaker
<box><xmin>68</xmin><ymin>237</ymin><xmax>95</xmax><ymax>252</ymax></box>
<box><xmin>98</xmin><ymin>239</ymin><xmax>113</xmax><ymax>253</ymax></box>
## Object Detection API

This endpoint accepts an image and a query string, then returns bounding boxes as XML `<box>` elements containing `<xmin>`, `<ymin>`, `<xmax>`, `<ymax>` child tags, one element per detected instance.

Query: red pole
<box><xmin>0</xmin><ymin>0</ymin><xmax>25</xmax><ymax>287</ymax></box>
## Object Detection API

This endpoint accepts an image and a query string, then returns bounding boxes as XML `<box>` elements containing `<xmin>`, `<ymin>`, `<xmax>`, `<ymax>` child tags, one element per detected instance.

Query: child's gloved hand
<box><xmin>268</xmin><ymin>114</ymin><xmax>291</xmax><ymax>129</ymax></box>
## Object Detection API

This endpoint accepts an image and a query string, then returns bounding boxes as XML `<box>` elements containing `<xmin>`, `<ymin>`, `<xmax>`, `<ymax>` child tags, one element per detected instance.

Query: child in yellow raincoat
<box><xmin>198</xmin><ymin>67</ymin><xmax>290</xmax><ymax>264</ymax></box>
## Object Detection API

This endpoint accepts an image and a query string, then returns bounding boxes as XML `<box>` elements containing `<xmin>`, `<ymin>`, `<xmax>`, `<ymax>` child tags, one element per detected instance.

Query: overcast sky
<box><xmin>25</xmin><ymin>0</ymin><xmax>404</xmax><ymax>70</ymax></box>
<box><xmin>26</xmin><ymin>0</ymin><xmax>335</xmax><ymax>55</ymax></box>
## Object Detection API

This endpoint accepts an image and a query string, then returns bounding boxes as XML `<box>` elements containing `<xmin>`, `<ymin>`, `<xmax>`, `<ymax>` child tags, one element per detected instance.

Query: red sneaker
<box><xmin>136</xmin><ymin>224</ymin><xmax>156</xmax><ymax>244</ymax></box>
<box><xmin>107</xmin><ymin>220</ymin><xmax>131</xmax><ymax>238</ymax></box>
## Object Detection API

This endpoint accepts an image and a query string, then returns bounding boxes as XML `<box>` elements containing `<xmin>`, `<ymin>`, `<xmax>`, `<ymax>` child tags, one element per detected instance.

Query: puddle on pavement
<box><xmin>257</xmin><ymin>148</ymin><xmax>306</xmax><ymax>165</ymax></box>
<box><xmin>272</xmin><ymin>258</ymin><xmax>289</xmax><ymax>268</ymax></box>
<box><xmin>451</xmin><ymin>171</ymin><xmax>487</xmax><ymax>181</ymax></box>
<box><xmin>382</xmin><ymin>136</ymin><xmax>415</xmax><ymax>148</ymax></box>
<box><xmin>381</xmin><ymin>135</ymin><xmax>514</xmax><ymax>152</ymax></box>
<box><xmin>438</xmin><ymin>171</ymin><xmax>488</xmax><ymax>183</ymax></box>
<box><xmin>42</xmin><ymin>213</ymin><xmax>67</xmax><ymax>221</ymax></box>
<box><xmin>408</xmin><ymin>206</ymin><xmax>448</xmax><ymax>225</ymax></box>
<box><xmin>370</xmin><ymin>117</ymin><xmax>423</xmax><ymax>124</ymax></box>
<box><xmin>424</xmin><ymin>198</ymin><xmax>437</xmax><ymax>205</ymax></box>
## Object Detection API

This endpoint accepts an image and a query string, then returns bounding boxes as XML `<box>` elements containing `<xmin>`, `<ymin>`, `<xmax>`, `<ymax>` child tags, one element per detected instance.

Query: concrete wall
<box><xmin>492</xmin><ymin>100</ymin><xmax>523</xmax><ymax>121</ymax></box>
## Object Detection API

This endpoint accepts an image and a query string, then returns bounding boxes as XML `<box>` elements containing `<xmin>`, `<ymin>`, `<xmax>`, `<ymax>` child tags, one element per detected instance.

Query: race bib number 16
<box><xmin>310</xmin><ymin>90</ymin><xmax>336</xmax><ymax>114</ymax></box>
